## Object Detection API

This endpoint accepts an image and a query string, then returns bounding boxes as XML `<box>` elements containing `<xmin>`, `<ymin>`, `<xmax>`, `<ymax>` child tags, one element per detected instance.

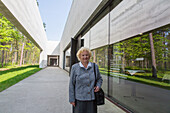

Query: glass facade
<box><xmin>154</xmin><ymin>28</ymin><xmax>170</xmax><ymax>80</ymax></box>
<box><xmin>92</xmin><ymin>26</ymin><xmax>170</xmax><ymax>113</ymax></box>
<box><xmin>91</xmin><ymin>46</ymin><xmax>108</xmax><ymax>94</ymax></box>
<box><xmin>64</xmin><ymin>47</ymin><xmax>71</xmax><ymax>72</ymax></box>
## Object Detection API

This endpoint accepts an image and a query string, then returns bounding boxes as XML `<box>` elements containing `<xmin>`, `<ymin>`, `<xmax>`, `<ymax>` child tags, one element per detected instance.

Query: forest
<box><xmin>0</xmin><ymin>13</ymin><xmax>40</xmax><ymax>68</ymax></box>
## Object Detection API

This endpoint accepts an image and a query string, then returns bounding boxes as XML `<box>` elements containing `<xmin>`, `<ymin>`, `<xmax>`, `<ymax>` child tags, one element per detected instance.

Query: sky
<box><xmin>37</xmin><ymin>0</ymin><xmax>72</xmax><ymax>41</ymax></box>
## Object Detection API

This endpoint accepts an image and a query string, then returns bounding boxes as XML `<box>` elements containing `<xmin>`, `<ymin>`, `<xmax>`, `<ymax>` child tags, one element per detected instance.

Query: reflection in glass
<box><xmin>91</xmin><ymin>26</ymin><xmax>170</xmax><ymax>113</ymax></box>
<box><xmin>153</xmin><ymin>28</ymin><xmax>170</xmax><ymax>81</ymax></box>
<box><xmin>91</xmin><ymin>46</ymin><xmax>108</xmax><ymax>95</ymax></box>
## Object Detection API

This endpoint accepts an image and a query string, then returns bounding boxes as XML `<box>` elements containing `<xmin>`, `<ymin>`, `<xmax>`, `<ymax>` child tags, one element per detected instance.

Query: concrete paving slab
<box><xmin>0</xmin><ymin>67</ymin><xmax>125</xmax><ymax>113</ymax></box>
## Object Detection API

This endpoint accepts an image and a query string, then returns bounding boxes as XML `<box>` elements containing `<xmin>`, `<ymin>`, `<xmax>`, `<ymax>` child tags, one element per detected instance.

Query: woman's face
<box><xmin>80</xmin><ymin>51</ymin><xmax>90</xmax><ymax>64</ymax></box>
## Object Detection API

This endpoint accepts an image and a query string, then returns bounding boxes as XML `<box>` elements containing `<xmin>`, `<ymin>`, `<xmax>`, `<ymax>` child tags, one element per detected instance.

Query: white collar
<box><xmin>79</xmin><ymin>62</ymin><xmax>92</xmax><ymax>69</ymax></box>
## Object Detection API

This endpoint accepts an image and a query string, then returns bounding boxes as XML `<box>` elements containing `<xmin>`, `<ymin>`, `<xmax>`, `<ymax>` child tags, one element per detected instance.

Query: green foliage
<box><xmin>0</xmin><ymin>16</ymin><xmax>14</xmax><ymax>51</ymax></box>
<box><xmin>0</xmin><ymin>13</ymin><xmax>40</xmax><ymax>67</ymax></box>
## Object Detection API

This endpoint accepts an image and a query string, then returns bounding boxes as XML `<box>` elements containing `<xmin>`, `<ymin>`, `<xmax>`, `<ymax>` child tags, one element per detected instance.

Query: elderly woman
<box><xmin>69</xmin><ymin>47</ymin><xmax>103</xmax><ymax>113</ymax></box>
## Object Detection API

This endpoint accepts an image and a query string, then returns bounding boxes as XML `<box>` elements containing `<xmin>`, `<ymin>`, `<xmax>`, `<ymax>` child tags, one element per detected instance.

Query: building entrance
<box><xmin>47</xmin><ymin>55</ymin><xmax>59</xmax><ymax>67</ymax></box>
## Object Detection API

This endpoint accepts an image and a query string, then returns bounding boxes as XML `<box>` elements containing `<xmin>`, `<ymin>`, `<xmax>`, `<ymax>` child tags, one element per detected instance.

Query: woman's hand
<box><xmin>70</xmin><ymin>102</ymin><xmax>75</xmax><ymax>107</ymax></box>
<box><xmin>94</xmin><ymin>86</ymin><xmax>100</xmax><ymax>92</ymax></box>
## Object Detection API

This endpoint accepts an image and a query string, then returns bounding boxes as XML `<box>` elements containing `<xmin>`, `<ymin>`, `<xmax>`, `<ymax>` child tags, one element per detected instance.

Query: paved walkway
<box><xmin>0</xmin><ymin>67</ymin><xmax>125</xmax><ymax>113</ymax></box>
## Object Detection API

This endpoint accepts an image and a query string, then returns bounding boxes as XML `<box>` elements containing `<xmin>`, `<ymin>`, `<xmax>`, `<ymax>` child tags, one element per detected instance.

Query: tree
<box><xmin>11</xmin><ymin>29</ymin><xmax>22</xmax><ymax>64</ymax></box>
<box><xmin>19</xmin><ymin>35</ymin><xmax>25</xmax><ymax>66</ymax></box>
<box><xmin>36</xmin><ymin>0</ymin><xmax>39</xmax><ymax>6</ymax></box>
<box><xmin>149</xmin><ymin>33</ymin><xmax>157</xmax><ymax>78</ymax></box>
<box><xmin>0</xmin><ymin>13</ymin><xmax>40</xmax><ymax>67</ymax></box>
<box><xmin>152</xmin><ymin>28</ymin><xmax>170</xmax><ymax>75</ymax></box>
<box><xmin>0</xmin><ymin>15</ymin><xmax>13</xmax><ymax>67</ymax></box>
<box><xmin>43</xmin><ymin>22</ymin><xmax>46</xmax><ymax>31</ymax></box>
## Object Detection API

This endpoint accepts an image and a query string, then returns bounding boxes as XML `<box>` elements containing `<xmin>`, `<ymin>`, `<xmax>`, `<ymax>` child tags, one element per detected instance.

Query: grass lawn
<box><xmin>99</xmin><ymin>70</ymin><xmax>170</xmax><ymax>90</ymax></box>
<box><xmin>0</xmin><ymin>65</ymin><xmax>42</xmax><ymax>92</ymax></box>
<box><xmin>0</xmin><ymin>64</ymin><xmax>36</xmax><ymax>71</ymax></box>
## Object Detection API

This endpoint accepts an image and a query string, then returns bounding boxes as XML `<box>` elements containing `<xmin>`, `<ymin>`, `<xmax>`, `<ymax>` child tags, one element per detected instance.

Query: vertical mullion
<box><xmin>107</xmin><ymin>7</ymin><xmax>111</xmax><ymax>96</ymax></box>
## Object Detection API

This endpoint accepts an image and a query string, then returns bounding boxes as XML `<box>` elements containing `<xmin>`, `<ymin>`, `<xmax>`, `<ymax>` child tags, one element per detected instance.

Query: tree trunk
<box><xmin>28</xmin><ymin>51</ymin><xmax>32</xmax><ymax>64</ymax></box>
<box><xmin>1</xmin><ymin>49</ymin><xmax>4</xmax><ymax>67</ymax></box>
<box><xmin>24</xmin><ymin>50</ymin><xmax>27</xmax><ymax>64</ymax></box>
<box><xmin>14</xmin><ymin>51</ymin><xmax>17</xmax><ymax>64</ymax></box>
<box><xmin>32</xmin><ymin>49</ymin><xmax>35</xmax><ymax>65</ymax></box>
<box><xmin>19</xmin><ymin>43</ymin><xmax>24</xmax><ymax>66</ymax></box>
<box><xmin>121</xmin><ymin>53</ymin><xmax>125</xmax><ymax>73</ymax></box>
<box><xmin>5</xmin><ymin>50</ymin><xmax>7</xmax><ymax>66</ymax></box>
<box><xmin>145</xmin><ymin>58</ymin><xmax>147</xmax><ymax>69</ymax></box>
<box><xmin>93</xmin><ymin>50</ymin><xmax>96</xmax><ymax>62</ymax></box>
<box><xmin>16</xmin><ymin>40</ymin><xmax>19</xmax><ymax>65</ymax></box>
<box><xmin>1</xmin><ymin>42</ymin><xmax>4</xmax><ymax>67</ymax></box>
<box><xmin>149</xmin><ymin>33</ymin><xmax>157</xmax><ymax>78</ymax></box>
<box><xmin>163</xmin><ymin>32</ymin><xmax>166</xmax><ymax>71</ymax></box>
<box><xmin>22</xmin><ymin>51</ymin><xmax>25</xmax><ymax>65</ymax></box>
<box><xmin>12</xmin><ymin>51</ymin><xmax>14</xmax><ymax>65</ymax></box>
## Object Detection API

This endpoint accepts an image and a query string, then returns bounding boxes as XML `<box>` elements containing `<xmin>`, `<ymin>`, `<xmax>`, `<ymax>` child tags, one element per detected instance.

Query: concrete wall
<box><xmin>90</xmin><ymin>14</ymin><xmax>109</xmax><ymax>50</ymax></box>
<box><xmin>59</xmin><ymin>0</ymin><xmax>103</xmax><ymax>68</ymax></box>
<box><xmin>87</xmin><ymin>0</ymin><xmax>170</xmax><ymax>49</ymax></box>
<box><xmin>110</xmin><ymin>0</ymin><xmax>170</xmax><ymax>44</ymax></box>
<box><xmin>39</xmin><ymin>50</ymin><xmax>47</xmax><ymax>68</ymax></box>
<box><xmin>47</xmin><ymin>41</ymin><xmax>60</xmax><ymax>55</ymax></box>
<box><xmin>83</xmin><ymin>31</ymin><xmax>90</xmax><ymax>48</ymax></box>
<box><xmin>0</xmin><ymin>0</ymin><xmax>48</xmax><ymax>68</ymax></box>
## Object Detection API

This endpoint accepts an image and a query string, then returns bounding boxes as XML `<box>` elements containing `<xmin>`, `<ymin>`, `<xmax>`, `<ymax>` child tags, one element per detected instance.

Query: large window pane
<box><xmin>91</xmin><ymin>26</ymin><xmax>170</xmax><ymax>113</ymax></box>
<box><xmin>108</xmin><ymin>26</ymin><xmax>170</xmax><ymax>113</ymax></box>
<box><xmin>91</xmin><ymin>46</ymin><xmax>108</xmax><ymax>95</ymax></box>
<box><xmin>153</xmin><ymin>28</ymin><xmax>170</xmax><ymax>80</ymax></box>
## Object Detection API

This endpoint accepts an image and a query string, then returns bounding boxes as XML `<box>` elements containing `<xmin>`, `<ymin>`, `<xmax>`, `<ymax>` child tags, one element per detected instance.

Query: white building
<box><xmin>0</xmin><ymin>0</ymin><xmax>170</xmax><ymax>112</ymax></box>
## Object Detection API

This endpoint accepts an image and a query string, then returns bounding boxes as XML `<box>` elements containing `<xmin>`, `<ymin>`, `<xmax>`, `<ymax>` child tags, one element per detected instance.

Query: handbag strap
<box><xmin>93</xmin><ymin>63</ymin><xmax>97</xmax><ymax>86</ymax></box>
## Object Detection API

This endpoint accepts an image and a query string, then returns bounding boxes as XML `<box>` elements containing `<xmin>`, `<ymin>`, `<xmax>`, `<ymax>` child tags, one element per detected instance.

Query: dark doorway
<box><xmin>50</xmin><ymin>58</ymin><xmax>57</xmax><ymax>66</ymax></box>
<box><xmin>47</xmin><ymin>55</ymin><xmax>59</xmax><ymax>67</ymax></box>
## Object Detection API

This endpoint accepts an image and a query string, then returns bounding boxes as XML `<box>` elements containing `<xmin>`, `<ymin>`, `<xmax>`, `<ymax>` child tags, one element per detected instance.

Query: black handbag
<box><xmin>93</xmin><ymin>63</ymin><xmax>105</xmax><ymax>105</ymax></box>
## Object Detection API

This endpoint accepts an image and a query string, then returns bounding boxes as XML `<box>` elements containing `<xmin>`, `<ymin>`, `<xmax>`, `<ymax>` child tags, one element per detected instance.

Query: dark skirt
<box><xmin>73</xmin><ymin>100</ymin><xmax>97</xmax><ymax>113</ymax></box>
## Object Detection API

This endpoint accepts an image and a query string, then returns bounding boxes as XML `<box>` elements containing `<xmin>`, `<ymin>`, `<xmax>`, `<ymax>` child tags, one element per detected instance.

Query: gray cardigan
<box><xmin>69</xmin><ymin>62</ymin><xmax>103</xmax><ymax>102</ymax></box>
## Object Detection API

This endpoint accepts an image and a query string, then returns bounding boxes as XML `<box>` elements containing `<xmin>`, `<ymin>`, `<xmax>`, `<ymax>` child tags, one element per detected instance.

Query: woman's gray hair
<box><xmin>76</xmin><ymin>47</ymin><xmax>92</xmax><ymax>61</ymax></box>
